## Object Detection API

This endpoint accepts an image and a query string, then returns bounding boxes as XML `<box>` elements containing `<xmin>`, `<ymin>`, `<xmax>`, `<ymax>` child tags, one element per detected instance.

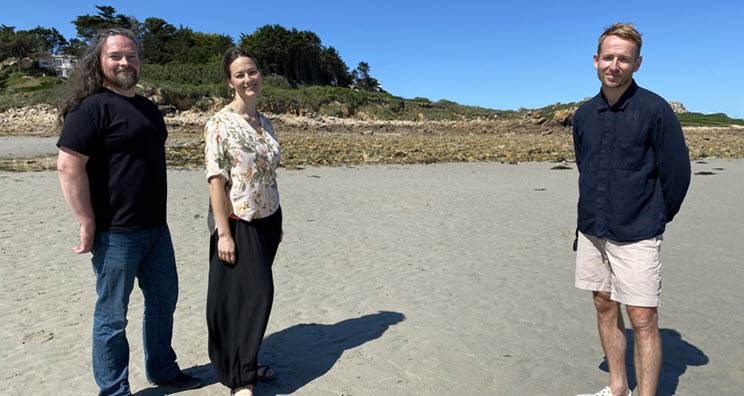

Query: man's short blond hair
<box><xmin>597</xmin><ymin>23</ymin><xmax>642</xmax><ymax>58</ymax></box>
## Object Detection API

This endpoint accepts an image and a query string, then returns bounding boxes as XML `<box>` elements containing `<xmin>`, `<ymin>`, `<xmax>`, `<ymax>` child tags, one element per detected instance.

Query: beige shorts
<box><xmin>575</xmin><ymin>231</ymin><xmax>663</xmax><ymax>307</ymax></box>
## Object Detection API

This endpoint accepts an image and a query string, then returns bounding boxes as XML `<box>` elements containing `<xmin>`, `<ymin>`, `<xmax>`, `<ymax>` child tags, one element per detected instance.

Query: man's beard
<box><xmin>109</xmin><ymin>68</ymin><xmax>139</xmax><ymax>90</ymax></box>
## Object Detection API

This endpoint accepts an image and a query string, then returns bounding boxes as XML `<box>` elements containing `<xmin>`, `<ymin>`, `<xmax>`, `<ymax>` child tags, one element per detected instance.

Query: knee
<box><xmin>141</xmin><ymin>279</ymin><xmax>178</xmax><ymax>314</ymax></box>
<box><xmin>93</xmin><ymin>316</ymin><xmax>128</xmax><ymax>337</ymax></box>
<box><xmin>144</xmin><ymin>294</ymin><xmax>177</xmax><ymax>316</ymax></box>
<box><xmin>627</xmin><ymin>307</ymin><xmax>658</xmax><ymax>334</ymax></box>
<box><xmin>93</xmin><ymin>301</ymin><xmax>129</xmax><ymax>331</ymax></box>
<box><xmin>592</xmin><ymin>292</ymin><xmax>616</xmax><ymax>316</ymax></box>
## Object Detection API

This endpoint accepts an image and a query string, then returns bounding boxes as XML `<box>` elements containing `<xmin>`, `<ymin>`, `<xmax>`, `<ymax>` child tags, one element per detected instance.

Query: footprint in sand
<box><xmin>22</xmin><ymin>329</ymin><xmax>54</xmax><ymax>344</ymax></box>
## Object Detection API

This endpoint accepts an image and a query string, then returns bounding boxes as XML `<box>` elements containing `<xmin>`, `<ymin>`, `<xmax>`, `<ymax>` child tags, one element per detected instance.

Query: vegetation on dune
<box><xmin>2</xmin><ymin>70</ymin><xmax>742</xmax><ymax>125</ymax></box>
<box><xmin>534</xmin><ymin>101</ymin><xmax>585</xmax><ymax>120</ymax></box>
<box><xmin>0</xmin><ymin>73</ymin><xmax>66</xmax><ymax>111</ymax></box>
<box><xmin>677</xmin><ymin>112</ymin><xmax>744</xmax><ymax>127</ymax></box>
<box><xmin>534</xmin><ymin>100</ymin><xmax>744</xmax><ymax>128</ymax></box>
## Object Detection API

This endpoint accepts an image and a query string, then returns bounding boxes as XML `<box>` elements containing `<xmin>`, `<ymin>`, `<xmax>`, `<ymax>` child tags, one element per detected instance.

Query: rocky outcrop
<box><xmin>525</xmin><ymin>111</ymin><xmax>548</xmax><ymax>125</ymax></box>
<box><xmin>553</xmin><ymin>108</ymin><xmax>576</xmax><ymax>126</ymax></box>
<box><xmin>0</xmin><ymin>104</ymin><xmax>214</xmax><ymax>136</ymax></box>
<box><xmin>669</xmin><ymin>101</ymin><xmax>688</xmax><ymax>114</ymax></box>
<box><xmin>0</xmin><ymin>104</ymin><xmax>60</xmax><ymax>136</ymax></box>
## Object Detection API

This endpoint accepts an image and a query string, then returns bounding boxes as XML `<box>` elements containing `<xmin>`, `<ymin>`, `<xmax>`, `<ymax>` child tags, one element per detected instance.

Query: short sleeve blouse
<box><xmin>204</xmin><ymin>106</ymin><xmax>281</xmax><ymax>221</ymax></box>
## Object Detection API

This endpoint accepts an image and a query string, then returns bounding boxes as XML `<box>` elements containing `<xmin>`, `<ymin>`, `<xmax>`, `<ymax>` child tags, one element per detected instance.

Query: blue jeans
<box><xmin>91</xmin><ymin>225</ymin><xmax>181</xmax><ymax>396</ymax></box>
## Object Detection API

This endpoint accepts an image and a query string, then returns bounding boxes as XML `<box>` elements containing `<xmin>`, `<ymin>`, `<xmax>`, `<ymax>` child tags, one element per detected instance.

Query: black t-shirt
<box><xmin>57</xmin><ymin>90</ymin><xmax>168</xmax><ymax>231</ymax></box>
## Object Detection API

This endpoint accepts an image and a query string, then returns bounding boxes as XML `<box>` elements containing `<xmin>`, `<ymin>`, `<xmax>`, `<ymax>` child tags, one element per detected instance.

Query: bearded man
<box><xmin>57</xmin><ymin>28</ymin><xmax>201</xmax><ymax>395</ymax></box>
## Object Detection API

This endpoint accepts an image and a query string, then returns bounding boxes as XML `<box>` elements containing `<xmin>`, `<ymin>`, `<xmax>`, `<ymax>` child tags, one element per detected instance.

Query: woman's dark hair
<box><xmin>58</xmin><ymin>28</ymin><xmax>142</xmax><ymax>120</ymax></box>
<box><xmin>221</xmin><ymin>47</ymin><xmax>259</xmax><ymax>80</ymax></box>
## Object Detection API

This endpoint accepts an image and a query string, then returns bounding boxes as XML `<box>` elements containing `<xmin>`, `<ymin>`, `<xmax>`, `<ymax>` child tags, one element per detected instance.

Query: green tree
<box><xmin>240</xmin><ymin>25</ymin><xmax>293</xmax><ymax>79</ymax></box>
<box><xmin>0</xmin><ymin>25</ymin><xmax>43</xmax><ymax>68</ymax></box>
<box><xmin>0</xmin><ymin>25</ymin><xmax>18</xmax><ymax>61</ymax></box>
<box><xmin>61</xmin><ymin>38</ymin><xmax>87</xmax><ymax>57</ymax></box>
<box><xmin>27</xmin><ymin>26</ymin><xmax>67</xmax><ymax>54</ymax></box>
<box><xmin>240</xmin><ymin>24</ymin><xmax>352</xmax><ymax>86</ymax></box>
<box><xmin>183</xmin><ymin>30</ymin><xmax>233</xmax><ymax>64</ymax></box>
<box><xmin>73</xmin><ymin>5</ymin><xmax>138</xmax><ymax>42</ymax></box>
<box><xmin>290</xmin><ymin>30</ymin><xmax>321</xmax><ymax>84</ymax></box>
<box><xmin>141</xmin><ymin>17</ymin><xmax>177</xmax><ymax>64</ymax></box>
<box><xmin>167</xmin><ymin>27</ymin><xmax>233</xmax><ymax>64</ymax></box>
<box><xmin>352</xmin><ymin>61</ymin><xmax>380</xmax><ymax>92</ymax></box>
<box><xmin>319</xmin><ymin>46</ymin><xmax>352</xmax><ymax>86</ymax></box>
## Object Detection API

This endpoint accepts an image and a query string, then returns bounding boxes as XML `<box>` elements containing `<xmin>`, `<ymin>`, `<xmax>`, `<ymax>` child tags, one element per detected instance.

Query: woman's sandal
<box><xmin>257</xmin><ymin>364</ymin><xmax>277</xmax><ymax>382</ymax></box>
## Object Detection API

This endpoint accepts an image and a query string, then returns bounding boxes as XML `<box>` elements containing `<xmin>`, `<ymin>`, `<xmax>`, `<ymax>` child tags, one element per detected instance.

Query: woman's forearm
<box><xmin>208</xmin><ymin>176</ymin><xmax>233</xmax><ymax>237</ymax></box>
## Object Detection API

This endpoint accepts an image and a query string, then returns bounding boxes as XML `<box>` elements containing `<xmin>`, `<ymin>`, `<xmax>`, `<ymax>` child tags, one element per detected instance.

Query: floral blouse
<box><xmin>204</xmin><ymin>106</ymin><xmax>281</xmax><ymax>221</ymax></box>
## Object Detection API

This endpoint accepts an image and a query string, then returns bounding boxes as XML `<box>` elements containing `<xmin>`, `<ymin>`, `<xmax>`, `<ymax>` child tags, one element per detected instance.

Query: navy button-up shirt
<box><xmin>573</xmin><ymin>80</ymin><xmax>691</xmax><ymax>242</ymax></box>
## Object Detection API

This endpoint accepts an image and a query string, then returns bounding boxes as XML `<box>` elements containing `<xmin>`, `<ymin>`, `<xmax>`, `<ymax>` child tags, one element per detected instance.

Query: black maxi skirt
<box><xmin>206</xmin><ymin>207</ymin><xmax>282</xmax><ymax>389</ymax></box>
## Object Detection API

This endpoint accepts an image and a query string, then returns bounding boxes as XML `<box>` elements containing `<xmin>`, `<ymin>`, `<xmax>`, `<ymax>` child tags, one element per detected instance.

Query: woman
<box><xmin>204</xmin><ymin>47</ymin><xmax>282</xmax><ymax>396</ymax></box>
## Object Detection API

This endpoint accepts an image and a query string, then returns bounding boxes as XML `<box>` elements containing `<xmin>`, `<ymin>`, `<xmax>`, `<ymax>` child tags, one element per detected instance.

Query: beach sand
<box><xmin>0</xmin><ymin>136</ymin><xmax>59</xmax><ymax>158</ymax></box>
<box><xmin>1</xmin><ymin>160</ymin><xmax>743</xmax><ymax>395</ymax></box>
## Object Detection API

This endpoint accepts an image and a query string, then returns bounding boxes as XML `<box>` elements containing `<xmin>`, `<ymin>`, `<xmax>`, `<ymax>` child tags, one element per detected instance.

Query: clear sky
<box><xmin>4</xmin><ymin>0</ymin><xmax>743</xmax><ymax>118</ymax></box>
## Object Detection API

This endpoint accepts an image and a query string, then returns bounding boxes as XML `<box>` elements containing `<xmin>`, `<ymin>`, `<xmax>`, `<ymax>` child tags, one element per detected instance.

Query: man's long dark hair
<box><xmin>58</xmin><ymin>28</ymin><xmax>142</xmax><ymax>121</ymax></box>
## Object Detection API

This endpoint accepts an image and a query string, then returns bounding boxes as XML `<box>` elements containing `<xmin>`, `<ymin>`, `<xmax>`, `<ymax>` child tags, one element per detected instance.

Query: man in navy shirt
<box><xmin>573</xmin><ymin>23</ymin><xmax>690</xmax><ymax>396</ymax></box>
<box><xmin>56</xmin><ymin>28</ymin><xmax>201</xmax><ymax>395</ymax></box>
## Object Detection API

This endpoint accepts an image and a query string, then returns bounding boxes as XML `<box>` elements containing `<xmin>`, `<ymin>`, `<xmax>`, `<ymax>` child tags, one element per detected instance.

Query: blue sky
<box><xmin>4</xmin><ymin>1</ymin><xmax>743</xmax><ymax>118</ymax></box>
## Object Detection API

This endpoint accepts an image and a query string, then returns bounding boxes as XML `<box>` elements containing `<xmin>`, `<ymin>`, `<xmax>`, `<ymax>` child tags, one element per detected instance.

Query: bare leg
<box><xmin>627</xmin><ymin>305</ymin><xmax>661</xmax><ymax>396</ymax></box>
<box><xmin>593</xmin><ymin>291</ymin><xmax>630</xmax><ymax>396</ymax></box>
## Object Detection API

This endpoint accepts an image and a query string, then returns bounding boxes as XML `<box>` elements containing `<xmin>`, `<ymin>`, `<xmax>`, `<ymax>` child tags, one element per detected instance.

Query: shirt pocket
<box><xmin>612</xmin><ymin>140</ymin><xmax>644</xmax><ymax>170</ymax></box>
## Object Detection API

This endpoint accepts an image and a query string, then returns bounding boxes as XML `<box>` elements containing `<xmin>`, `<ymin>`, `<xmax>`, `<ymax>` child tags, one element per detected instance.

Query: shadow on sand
<box><xmin>257</xmin><ymin>310</ymin><xmax>406</xmax><ymax>395</ymax></box>
<box><xmin>135</xmin><ymin>310</ymin><xmax>405</xmax><ymax>395</ymax></box>
<box><xmin>598</xmin><ymin>328</ymin><xmax>708</xmax><ymax>395</ymax></box>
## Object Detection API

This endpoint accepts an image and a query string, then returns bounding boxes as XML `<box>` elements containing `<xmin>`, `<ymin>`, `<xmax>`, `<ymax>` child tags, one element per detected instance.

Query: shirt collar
<box><xmin>596</xmin><ymin>79</ymin><xmax>638</xmax><ymax>112</ymax></box>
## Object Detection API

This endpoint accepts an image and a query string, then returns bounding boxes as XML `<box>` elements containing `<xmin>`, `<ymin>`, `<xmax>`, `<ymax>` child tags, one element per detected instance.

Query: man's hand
<box><xmin>74</xmin><ymin>221</ymin><xmax>96</xmax><ymax>254</ymax></box>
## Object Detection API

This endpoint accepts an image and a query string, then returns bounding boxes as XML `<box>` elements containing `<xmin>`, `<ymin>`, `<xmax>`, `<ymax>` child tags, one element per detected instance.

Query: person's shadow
<box><xmin>134</xmin><ymin>310</ymin><xmax>405</xmax><ymax>395</ymax></box>
<box><xmin>598</xmin><ymin>328</ymin><xmax>708</xmax><ymax>395</ymax></box>
<box><xmin>257</xmin><ymin>310</ymin><xmax>406</xmax><ymax>395</ymax></box>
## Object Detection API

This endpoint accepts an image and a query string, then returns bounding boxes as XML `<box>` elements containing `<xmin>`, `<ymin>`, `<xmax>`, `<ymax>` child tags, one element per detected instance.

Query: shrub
<box><xmin>141</xmin><ymin>62</ymin><xmax>223</xmax><ymax>85</ymax></box>
<box><xmin>3</xmin><ymin>72</ymin><xmax>64</xmax><ymax>93</ymax></box>
<box><xmin>677</xmin><ymin>112</ymin><xmax>744</xmax><ymax>127</ymax></box>
<box><xmin>263</xmin><ymin>74</ymin><xmax>292</xmax><ymax>89</ymax></box>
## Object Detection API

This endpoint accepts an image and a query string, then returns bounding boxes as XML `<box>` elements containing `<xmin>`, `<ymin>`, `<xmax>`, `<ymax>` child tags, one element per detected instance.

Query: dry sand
<box><xmin>1</xmin><ymin>160</ymin><xmax>743</xmax><ymax>395</ymax></box>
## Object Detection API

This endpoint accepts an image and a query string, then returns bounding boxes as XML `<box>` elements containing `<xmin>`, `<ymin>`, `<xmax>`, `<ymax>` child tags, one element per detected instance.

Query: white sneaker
<box><xmin>231</xmin><ymin>386</ymin><xmax>253</xmax><ymax>396</ymax></box>
<box><xmin>576</xmin><ymin>386</ymin><xmax>631</xmax><ymax>396</ymax></box>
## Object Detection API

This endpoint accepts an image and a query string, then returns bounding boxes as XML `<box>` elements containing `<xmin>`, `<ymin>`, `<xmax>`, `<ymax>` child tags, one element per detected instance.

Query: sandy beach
<box><xmin>1</xmin><ymin>159</ymin><xmax>743</xmax><ymax>395</ymax></box>
<box><xmin>0</xmin><ymin>136</ymin><xmax>59</xmax><ymax>158</ymax></box>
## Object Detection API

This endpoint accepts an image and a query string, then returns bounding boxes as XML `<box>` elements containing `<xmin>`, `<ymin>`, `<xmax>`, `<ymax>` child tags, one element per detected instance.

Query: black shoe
<box><xmin>155</xmin><ymin>372</ymin><xmax>203</xmax><ymax>390</ymax></box>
